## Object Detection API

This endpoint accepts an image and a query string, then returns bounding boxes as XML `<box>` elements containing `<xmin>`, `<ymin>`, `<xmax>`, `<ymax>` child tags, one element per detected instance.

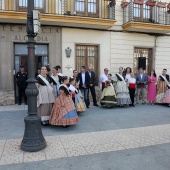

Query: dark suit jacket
<box><xmin>88</xmin><ymin>71</ymin><xmax>96</xmax><ymax>85</ymax></box>
<box><xmin>136</xmin><ymin>73</ymin><xmax>148</xmax><ymax>88</ymax></box>
<box><xmin>78</xmin><ymin>72</ymin><xmax>90</xmax><ymax>89</ymax></box>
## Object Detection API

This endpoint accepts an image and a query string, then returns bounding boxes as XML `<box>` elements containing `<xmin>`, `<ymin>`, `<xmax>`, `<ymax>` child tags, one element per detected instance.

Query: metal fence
<box><xmin>123</xmin><ymin>2</ymin><xmax>170</xmax><ymax>25</ymax></box>
<box><xmin>0</xmin><ymin>0</ymin><xmax>115</xmax><ymax>19</ymax></box>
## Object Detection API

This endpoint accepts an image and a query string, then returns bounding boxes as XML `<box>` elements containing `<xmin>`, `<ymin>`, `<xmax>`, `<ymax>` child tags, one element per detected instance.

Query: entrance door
<box><xmin>14</xmin><ymin>44</ymin><xmax>48</xmax><ymax>103</ymax></box>
<box><xmin>75</xmin><ymin>44</ymin><xmax>99</xmax><ymax>85</ymax></box>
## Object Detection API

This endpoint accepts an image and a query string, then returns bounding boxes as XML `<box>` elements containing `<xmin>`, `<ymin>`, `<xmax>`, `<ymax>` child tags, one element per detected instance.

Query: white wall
<box><xmin>155</xmin><ymin>36</ymin><xmax>170</xmax><ymax>75</ymax></box>
<box><xmin>62</xmin><ymin>28</ymin><xmax>111</xmax><ymax>77</ymax></box>
<box><xmin>110</xmin><ymin>32</ymin><xmax>155</xmax><ymax>74</ymax></box>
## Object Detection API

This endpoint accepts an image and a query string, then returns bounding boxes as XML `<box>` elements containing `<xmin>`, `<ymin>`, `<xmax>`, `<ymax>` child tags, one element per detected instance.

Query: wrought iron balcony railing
<box><xmin>123</xmin><ymin>1</ymin><xmax>170</xmax><ymax>25</ymax></box>
<box><xmin>0</xmin><ymin>0</ymin><xmax>115</xmax><ymax>20</ymax></box>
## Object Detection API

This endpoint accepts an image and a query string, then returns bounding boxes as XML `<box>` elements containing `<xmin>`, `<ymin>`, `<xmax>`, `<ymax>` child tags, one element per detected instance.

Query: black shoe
<box><xmin>94</xmin><ymin>104</ymin><xmax>99</xmax><ymax>107</ymax></box>
<box><xmin>142</xmin><ymin>102</ymin><xmax>146</xmax><ymax>105</ymax></box>
<box><xmin>129</xmin><ymin>104</ymin><xmax>132</xmax><ymax>107</ymax></box>
<box><xmin>18</xmin><ymin>103</ymin><xmax>21</xmax><ymax>105</ymax></box>
<box><xmin>86</xmin><ymin>106</ymin><xmax>89</xmax><ymax>108</ymax></box>
<box><xmin>132</xmin><ymin>104</ymin><xmax>135</xmax><ymax>107</ymax></box>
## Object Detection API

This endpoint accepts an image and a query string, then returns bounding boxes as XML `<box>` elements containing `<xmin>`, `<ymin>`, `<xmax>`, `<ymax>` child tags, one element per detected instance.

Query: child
<box><xmin>69</xmin><ymin>77</ymin><xmax>86</xmax><ymax>112</ymax></box>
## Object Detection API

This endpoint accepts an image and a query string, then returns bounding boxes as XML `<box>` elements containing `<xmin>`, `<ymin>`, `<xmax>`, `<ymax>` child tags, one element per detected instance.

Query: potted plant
<box><xmin>146</xmin><ymin>0</ymin><xmax>156</xmax><ymax>6</ymax></box>
<box><xmin>121</xmin><ymin>0</ymin><xmax>129</xmax><ymax>8</ymax></box>
<box><xmin>134</xmin><ymin>0</ymin><xmax>144</xmax><ymax>5</ymax></box>
<box><xmin>157</xmin><ymin>2</ymin><xmax>166</xmax><ymax>8</ymax></box>
<box><xmin>167</xmin><ymin>3</ymin><xmax>170</xmax><ymax>9</ymax></box>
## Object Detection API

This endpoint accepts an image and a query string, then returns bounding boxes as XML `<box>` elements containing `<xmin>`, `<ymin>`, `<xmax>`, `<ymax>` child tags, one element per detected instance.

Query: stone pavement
<box><xmin>0</xmin><ymin>104</ymin><xmax>170</xmax><ymax>170</ymax></box>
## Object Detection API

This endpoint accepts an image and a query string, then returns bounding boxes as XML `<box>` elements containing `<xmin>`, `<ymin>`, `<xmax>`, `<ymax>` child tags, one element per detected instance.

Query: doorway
<box><xmin>133</xmin><ymin>48</ymin><xmax>152</xmax><ymax>74</ymax></box>
<box><xmin>14</xmin><ymin>44</ymin><xmax>49</xmax><ymax>103</ymax></box>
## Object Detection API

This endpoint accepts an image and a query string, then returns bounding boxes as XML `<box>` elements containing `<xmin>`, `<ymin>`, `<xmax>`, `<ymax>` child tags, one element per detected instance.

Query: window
<box><xmin>16</xmin><ymin>0</ymin><xmax>46</xmax><ymax>12</ymax></box>
<box><xmin>75</xmin><ymin>0</ymin><xmax>99</xmax><ymax>17</ymax></box>
<box><xmin>133</xmin><ymin>0</ymin><xmax>151</xmax><ymax>22</ymax></box>
<box><xmin>76</xmin><ymin>45</ymin><xmax>99</xmax><ymax>85</ymax></box>
<box><xmin>134</xmin><ymin>48</ymin><xmax>152</xmax><ymax>74</ymax></box>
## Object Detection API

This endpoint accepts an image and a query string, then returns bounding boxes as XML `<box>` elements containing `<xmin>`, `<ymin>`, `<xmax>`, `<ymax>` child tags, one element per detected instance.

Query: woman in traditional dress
<box><xmin>51</xmin><ymin>67</ymin><xmax>60</xmax><ymax>97</ymax></box>
<box><xmin>100</xmin><ymin>74</ymin><xmax>117</xmax><ymax>107</ymax></box>
<box><xmin>36</xmin><ymin>66</ymin><xmax>55</xmax><ymax>125</ymax></box>
<box><xmin>156</xmin><ymin>69</ymin><xmax>170</xmax><ymax>103</ymax></box>
<box><xmin>147</xmin><ymin>69</ymin><xmax>157</xmax><ymax>105</ymax></box>
<box><xmin>69</xmin><ymin>77</ymin><xmax>86</xmax><ymax>112</ymax></box>
<box><xmin>50</xmin><ymin>76</ymin><xmax>78</xmax><ymax>126</ymax></box>
<box><xmin>115</xmin><ymin>67</ymin><xmax>131</xmax><ymax>106</ymax></box>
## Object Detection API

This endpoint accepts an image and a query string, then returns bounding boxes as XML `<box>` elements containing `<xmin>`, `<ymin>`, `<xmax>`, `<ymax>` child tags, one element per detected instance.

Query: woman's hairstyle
<box><xmin>108</xmin><ymin>73</ymin><xmax>112</xmax><ymax>77</ymax></box>
<box><xmin>69</xmin><ymin>77</ymin><xmax>75</xmax><ymax>83</ymax></box>
<box><xmin>61</xmin><ymin>76</ymin><xmax>68</xmax><ymax>83</ymax></box>
<box><xmin>59</xmin><ymin>86</ymin><xmax>69</xmax><ymax>96</ymax></box>
<box><xmin>45</xmin><ymin>65</ymin><xmax>50</xmax><ymax>72</ymax></box>
<box><xmin>55</xmin><ymin>65</ymin><xmax>61</xmax><ymax>70</ymax></box>
<box><xmin>41</xmin><ymin>66</ymin><xmax>47</xmax><ymax>70</ymax></box>
<box><xmin>150</xmin><ymin>69</ymin><xmax>157</xmax><ymax>77</ymax></box>
<box><xmin>125</xmin><ymin>67</ymin><xmax>132</xmax><ymax>73</ymax></box>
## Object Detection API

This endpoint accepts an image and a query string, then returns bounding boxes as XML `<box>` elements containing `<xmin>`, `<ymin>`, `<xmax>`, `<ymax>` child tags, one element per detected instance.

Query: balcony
<box><xmin>0</xmin><ymin>0</ymin><xmax>116</xmax><ymax>30</ymax></box>
<box><xmin>122</xmin><ymin>1</ymin><xmax>170</xmax><ymax>34</ymax></box>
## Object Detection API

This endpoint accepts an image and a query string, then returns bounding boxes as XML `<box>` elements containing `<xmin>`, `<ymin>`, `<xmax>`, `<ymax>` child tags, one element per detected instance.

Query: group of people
<box><xmin>100</xmin><ymin>67</ymin><xmax>170</xmax><ymax>107</ymax></box>
<box><xmin>16</xmin><ymin>64</ymin><xmax>170</xmax><ymax>127</ymax></box>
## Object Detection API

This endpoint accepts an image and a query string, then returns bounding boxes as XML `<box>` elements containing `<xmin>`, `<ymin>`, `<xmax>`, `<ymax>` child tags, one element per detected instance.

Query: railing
<box><xmin>0</xmin><ymin>0</ymin><xmax>115</xmax><ymax>20</ymax></box>
<box><xmin>123</xmin><ymin>1</ymin><xmax>170</xmax><ymax>25</ymax></box>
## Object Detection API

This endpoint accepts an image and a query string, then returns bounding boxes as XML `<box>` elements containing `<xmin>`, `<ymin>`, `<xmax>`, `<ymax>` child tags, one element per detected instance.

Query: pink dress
<box><xmin>147</xmin><ymin>75</ymin><xmax>157</xmax><ymax>102</ymax></box>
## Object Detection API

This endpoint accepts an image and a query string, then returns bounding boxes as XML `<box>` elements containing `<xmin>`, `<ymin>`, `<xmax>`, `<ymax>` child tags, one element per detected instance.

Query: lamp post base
<box><xmin>21</xmin><ymin>115</ymin><xmax>46</xmax><ymax>152</ymax></box>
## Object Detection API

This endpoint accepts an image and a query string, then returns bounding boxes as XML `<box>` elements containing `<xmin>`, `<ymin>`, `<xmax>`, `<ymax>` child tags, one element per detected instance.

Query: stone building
<box><xmin>0</xmin><ymin>0</ymin><xmax>170</xmax><ymax>105</ymax></box>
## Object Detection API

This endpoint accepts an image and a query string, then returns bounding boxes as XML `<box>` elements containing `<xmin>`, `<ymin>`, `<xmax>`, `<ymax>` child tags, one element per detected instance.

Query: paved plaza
<box><xmin>0</xmin><ymin>104</ymin><xmax>170</xmax><ymax>170</ymax></box>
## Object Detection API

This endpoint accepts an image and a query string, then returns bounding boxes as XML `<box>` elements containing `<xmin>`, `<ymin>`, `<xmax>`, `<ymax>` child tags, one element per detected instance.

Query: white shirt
<box><xmin>100</xmin><ymin>73</ymin><xmax>108</xmax><ymax>83</ymax></box>
<box><xmin>82</xmin><ymin>73</ymin><xmax>85</xmax><ymax>84</ymax></box>
<box><xmin>140</xmin><ymin>73</ymin><xmax>143</xmax><ymax>79</ymax></box>
<box><xmin>125</xmin><ymin>74</ymin><xmax>131</xmax><ymax>81</ymax></box>
<box><xmin>88</xmin><ymin>71</ymin><xmax>91</xmax><ymax>78</ymax></box>
<box><xmin>128</xmin><ymin>77</ymin><xmax>136</xmax><ymax>85</ymax></box>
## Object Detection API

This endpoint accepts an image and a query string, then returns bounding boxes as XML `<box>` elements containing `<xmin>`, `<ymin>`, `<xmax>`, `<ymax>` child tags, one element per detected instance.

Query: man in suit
<box><xmin>136</xmin><ymin>67</ymin><xmax>148</xmax><ymax>104</ymax></box>
<box><xmin>88</xmin><ymin>67</ymin><xmax>98</xmax><ymax>106</ymax></box>
<box><xmin>78</xmin><ymin>66</ymin><xmax>90</xmax><ymax>108</ymax></box>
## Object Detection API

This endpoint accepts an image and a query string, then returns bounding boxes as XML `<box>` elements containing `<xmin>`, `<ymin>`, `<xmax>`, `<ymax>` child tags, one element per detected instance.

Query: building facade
<box><xmin>0</xmin><ymin>0</ymin><xmax>170</xmax><ymax>105</ymax></box>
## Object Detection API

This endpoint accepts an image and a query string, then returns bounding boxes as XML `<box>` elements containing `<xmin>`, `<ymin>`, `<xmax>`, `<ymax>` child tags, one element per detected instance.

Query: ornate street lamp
<box><xmin>21</xmin><ymin>0</ymin><xmax>46</xmax><ymax>152</ymax></box>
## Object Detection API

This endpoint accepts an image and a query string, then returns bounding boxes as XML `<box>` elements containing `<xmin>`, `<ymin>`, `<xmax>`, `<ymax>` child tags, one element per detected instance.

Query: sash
<box><xmin>51</xmin><ymin>75</ymin><xmax>60</xmax><ymax>86</ymax></box>
<box><xmin>110</xmin><ymin>83</ymin><xmax>114</xmax><ymax>89</ymax></box>
<box><xmin>116</xmin><ymin>73</ymin><xmax>126</xmax><ymax>85</ymax></box>
<box><xmin>160</xmin><ymin>75</ymin><xmax>170</xmax><ymax>88</ymax></box>
<box><xmin>59</xmin><ymin>84</ymin><xmax>69</xmax><ymax>92</ymax></box>
<box><xmin>38</xmin><ymin>74</ymin><xmax>53</xmax><ymax>91</ymax></box>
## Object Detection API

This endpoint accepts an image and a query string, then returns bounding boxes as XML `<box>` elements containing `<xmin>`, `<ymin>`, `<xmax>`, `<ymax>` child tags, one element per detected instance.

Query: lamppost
<box><xmin>21</xmin><ymin>0</ymin><xmax>46</xmax><ymax>152</ymax></box>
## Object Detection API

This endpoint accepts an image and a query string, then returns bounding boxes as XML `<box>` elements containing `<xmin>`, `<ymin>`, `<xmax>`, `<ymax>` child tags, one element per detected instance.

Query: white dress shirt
<box><xmin>100</xmin><ymin>73</ymin><xmax>108</xmax><ymax>83</ymax></box>
<box><xmin>128</xmin><ymin>77</ymin><xmax>136</xmax><ymax>84</ymax></box>
<box><xmin>140</xmin><ymin>73</ymin><xmax>143</xmax><ymax>79</ymax></box>
<box><xmin>82</xmin><ymin>73</ymin><xmax>85</xmax><ymax>84</ymax></box>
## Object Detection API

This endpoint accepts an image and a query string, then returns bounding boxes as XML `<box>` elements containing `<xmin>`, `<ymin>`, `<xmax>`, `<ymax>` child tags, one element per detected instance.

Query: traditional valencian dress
<box><xmin>158</xmin><ymin>75</ymin><xmax>170</xmax><ymax>104</ymax></box>
<box><xmin>115</xmin><ymin>73</ymin><xmax>131</xmax><ymax>106</ymax></box>
<box><xmin>156</xmin><ymin>75</ymin><xmax>170</xmax><ymax>103</ymax></box>
<box><xmin>50</xmin><ymin>84</ymin><xmax>78</xmax><ymax>126</ymax></box>
<box><xmin>100</xmin><ymin>80</ymin><xmax>117</xmax><ymax>107</ymax></box>
<box><xmin>51</xmin><ymin>74</ymin><xmax>61</xmax><ymax>97</ymax></box>
<box><xmin>36</xmin><ymin>74</ymin><xmax>55</xmax><ymax>124</ymax></box>
<box><xmin>69</xmin><ymin>85</ymin><xmax>86</xmax><ymax>112</ymax></box>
